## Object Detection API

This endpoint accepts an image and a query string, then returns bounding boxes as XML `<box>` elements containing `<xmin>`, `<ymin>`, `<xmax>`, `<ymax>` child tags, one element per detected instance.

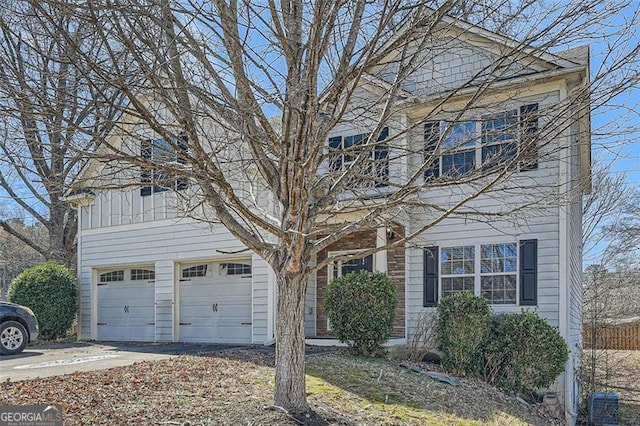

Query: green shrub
<box><xmin>324</xmin><ymin>270</ymin><xmax>397</xmax><ymax>356</ymax></box>
<box><xmin>484</xmin><ymin>311</ymin><xmax>568</xmax><ymax>397</ymax></box>
<box><xmin>437</xmin><ymin>292</ymin><xmax>491</xmax><ymax>376</ymax></box>
<box><xmin>8</xmin><ymin>262</ymin><xmax>78</xmax><ymax>340</ymax></box>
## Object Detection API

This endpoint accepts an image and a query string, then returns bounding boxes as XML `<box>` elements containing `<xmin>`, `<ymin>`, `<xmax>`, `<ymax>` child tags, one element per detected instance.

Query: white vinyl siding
<box><xmin>77</xmin><ymin>221</ymin><xmax>269</xmax><ymax>344</ymax></box>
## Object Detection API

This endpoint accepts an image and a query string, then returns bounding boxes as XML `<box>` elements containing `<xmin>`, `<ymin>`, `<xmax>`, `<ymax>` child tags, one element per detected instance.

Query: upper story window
<box><xmin>424</xmin><ymin>104</ymin><xmax>538</xmax><ymax>180</ymax></box>
<box><xmin>141</xmin><ymin>134</ymin><xmax>189</xmax><ymax>196</ymax></box>
<box><xmin>328</xmin><ymin>127</ymin><xmax>389</xmax><ymax>189</ymax></box>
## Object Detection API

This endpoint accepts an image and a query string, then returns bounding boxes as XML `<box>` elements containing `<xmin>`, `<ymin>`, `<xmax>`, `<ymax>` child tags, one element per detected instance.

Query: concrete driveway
<box><xmin>0</xmin><ymin>342</ymin><xmax>248</xmax><ymax>382</ymax></box>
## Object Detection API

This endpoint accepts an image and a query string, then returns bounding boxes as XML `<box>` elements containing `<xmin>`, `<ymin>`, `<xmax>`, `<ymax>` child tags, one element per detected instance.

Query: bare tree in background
<box><xmin>23</xmin><ymin>0</ymin><xmax>640</xmax><ymax>413</ymax></box>
<box><xmin>583</xmin><ymin>158</ymin><xmax>640</xmax><ymax>266</ymax></box>
<box><xmin>581</xmin><ymin>159</ymin><xmax>640</xmax><ymax>419</ymax></box>
<box><xmin>0</xmin><ymin>2</ymin><xmax>124</xmax><ymax>269</ymax></box>
<box><xmin>0</xmin><ymin>218</ymin><xmax>45</xmax><ymax>299</ymax></box>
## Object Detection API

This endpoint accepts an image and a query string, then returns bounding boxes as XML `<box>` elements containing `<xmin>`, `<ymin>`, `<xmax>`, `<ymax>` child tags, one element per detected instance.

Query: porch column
<box><xmin>375</xmin><ymin>227</ymin><xmax>388</xmax><ymax>273</ymax></box>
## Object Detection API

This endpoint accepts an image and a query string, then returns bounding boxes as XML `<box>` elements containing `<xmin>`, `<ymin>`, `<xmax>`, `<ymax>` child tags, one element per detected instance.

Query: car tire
<box><xmin>0</xmin><ymin>321</ymin><xmax>28</xmax><ymax>355</ymax></box>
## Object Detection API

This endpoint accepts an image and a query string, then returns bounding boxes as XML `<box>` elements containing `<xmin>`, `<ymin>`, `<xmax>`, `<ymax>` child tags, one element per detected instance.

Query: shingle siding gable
<box><xmin>376</xmin><ymin>36</ymin><xmax>539</xmax><ymax>97</ymax></box>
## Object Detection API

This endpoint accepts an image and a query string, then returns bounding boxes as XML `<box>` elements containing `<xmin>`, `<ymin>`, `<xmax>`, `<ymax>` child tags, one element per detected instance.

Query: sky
<box><xmin>579</xmin><ymin>1</ymin><xmax>640</xmax><ymax>266</ymax></box>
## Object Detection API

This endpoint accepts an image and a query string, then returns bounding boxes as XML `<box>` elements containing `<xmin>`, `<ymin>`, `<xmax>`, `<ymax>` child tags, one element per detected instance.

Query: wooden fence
<box><xmin>583</xmin><ymin>322</ymin><xmax>640</xmax><ymax>350</ymax></box>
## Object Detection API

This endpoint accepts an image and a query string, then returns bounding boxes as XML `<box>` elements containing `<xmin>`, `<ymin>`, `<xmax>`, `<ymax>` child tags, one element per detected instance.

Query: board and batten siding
<box><xmin>81</xmin><ymin>188</ymin><xmax>185</xmax><ymax>230</ymax></box>
<box><xmin>77</xmin><ymin>219</ymin><xmax>270</xmax><ymax>344</ymax></box>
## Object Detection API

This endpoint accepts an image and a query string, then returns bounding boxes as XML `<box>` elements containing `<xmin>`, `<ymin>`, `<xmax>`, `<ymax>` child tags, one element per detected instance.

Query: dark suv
<box><xmin>0</xmin><ymin>301</ymin><xmax>39</xmax><ymax>355</ymax></box>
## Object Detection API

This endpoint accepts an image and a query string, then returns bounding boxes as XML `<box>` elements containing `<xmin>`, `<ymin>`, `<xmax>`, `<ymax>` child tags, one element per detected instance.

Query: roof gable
<box><xmin>369</xmin><ymin>12</ymin><xmax>583</xmax><ymax>97</ymax></box>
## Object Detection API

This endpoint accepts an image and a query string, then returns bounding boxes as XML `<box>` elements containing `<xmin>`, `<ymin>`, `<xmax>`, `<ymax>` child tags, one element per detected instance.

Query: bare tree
<box><xmin>582</xmin><ymin>158</ymin><xmax>640</xmax><ymax>265</ymax></box>
<box><xmin>25</xmin><ymin>0</ymin><xmax>640</xmax><ymax>413</ymax></box>
<box><xmin>0</xmin><ymin>2</ymin><xmax>123</xmax><ymax>268</ymax></box>
<box><xmin>0</xmin><ymin>217</ymin><xmax>45</xmax><ymax>299</ymax></box>
<box><xmin>581</xmin><ymin>159</ymin><xmax>640</xmax><ymax>418</ymax></box>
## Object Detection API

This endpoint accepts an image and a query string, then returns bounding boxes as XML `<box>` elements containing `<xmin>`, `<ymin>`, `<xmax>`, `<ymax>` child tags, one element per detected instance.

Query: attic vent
<box><xmin>589</xmin><ymin>392</ymin><xmax>619</xmax><ymax>426</ymax></box>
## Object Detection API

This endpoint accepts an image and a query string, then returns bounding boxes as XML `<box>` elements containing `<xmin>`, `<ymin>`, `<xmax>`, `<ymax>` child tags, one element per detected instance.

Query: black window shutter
<box><xmin>140</xmin><ymin>139</ymin><xmax>152</xmax><ymax>196</ymax></box>
<box><xmin>176</xmin><ymin>133</ymin><xmax>189</xmax><ymax>191</ymax></box>
<box><xmin>424</xmin><ymin>246</ymin><xmax>439</xmax><ymax>307</ymax></box>
<box><xmin>377</xmin><ymin>127</ymin><xmax>389</xmax><ymax>141</ymax></box>
<box><xmin>424</xmin><ymin>122</ymin><xmax>440</xmax><ymax>180</ymax></box>
<box><xmin>374</xmin><ymin>127</ymin><xmax>390</xmax><ymax>187</ymax></box>
<box><xmin>519</xmin><ymin>103</ymin><xmax>539</xmax><ymax>171</ymax></box>
<box><xmin>328</xmin><ymin>136</ymin><xmax>342</xmax><ymax>172</ymax></box>
<box><xmin>519</xmin><ymin>239</ymin><xmax>538</xmax><ymax>305</ymax></box>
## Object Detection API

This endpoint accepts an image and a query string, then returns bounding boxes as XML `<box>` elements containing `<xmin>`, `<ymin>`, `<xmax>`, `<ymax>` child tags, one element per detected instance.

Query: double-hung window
<box><xmin>481</xmin><ymin>110</ymin><xmax>518</xmax><ymax>169</ymax></box>
<box><xmin>141</xmin><ymin>134</ymin><xmax>189</xmax><ymax>196</ymax></box>
<box><xmin>424</xmin><ymin>241</ymin><xmax>538</xmax><ymax>307</ymax></box>
<box><xmin>480</xmin><ymin>243</ymin><xmax>517</xmax><ymax>304</ymax></box>
<box><xmin>424</xmin><ymin>103</ymin><xmax>539</xmax><ymax>180</ymax></box>
<box><xmin>441</xmin><ymin>121</ymin><xmax>477</xmax><ymax>176</ymax></box>
<box><xmin>440</xmin><ymin>243</ymin><xmax>518</xmax><ymax>305</ymax></box>
<box><xmin>440</xmin><ymin>243</ymin><xmax>517</xmax><ymax>304</ymax></box>
<box><xmin>440</xmin><ymin>246</ymin><xmax>475</xmax><ymax>297</ymax></box>
<box><xmin>328</xmin><ymin>127</ymin><xmax>389</xmax><ymax>188</ymax></box>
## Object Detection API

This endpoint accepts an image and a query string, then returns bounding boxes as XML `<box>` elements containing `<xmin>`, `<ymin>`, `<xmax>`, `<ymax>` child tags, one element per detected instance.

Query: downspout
<box><xmin>62</xmin><ymin>191</ymin><xmax>95</xmax><ymax>342</ymax></box>
<box><xmin>76</xmin><ymin>205</ymin><xmax>82</xmax><ymax>341</ymax></box>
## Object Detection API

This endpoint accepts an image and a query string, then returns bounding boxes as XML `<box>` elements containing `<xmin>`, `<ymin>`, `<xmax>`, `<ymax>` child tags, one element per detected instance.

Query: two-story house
<box><xmin>66</xmin><ymin>14</ymin><xmax>589</xmax><ymax>423</ymax></box>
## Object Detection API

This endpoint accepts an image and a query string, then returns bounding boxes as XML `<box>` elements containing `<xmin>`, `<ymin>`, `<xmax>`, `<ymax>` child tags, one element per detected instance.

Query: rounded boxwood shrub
<box><xmin>437</xmin><ymin>292</ymin><xmax>491</xmax><ymax>376</ymax></box>
<box><xmin>8</xmin><ymin>262</ymin><xmax>78</xmax><ymax>340</ymax></box>
<box><xmin>324</xmin><ymin>270</ymin><xmax>397</xmax><ymax>356</ymax></box>
<box><xmin>484</xmin><ymin>311</ymin><xmax>568</xmax><ymax>397</ymax></box>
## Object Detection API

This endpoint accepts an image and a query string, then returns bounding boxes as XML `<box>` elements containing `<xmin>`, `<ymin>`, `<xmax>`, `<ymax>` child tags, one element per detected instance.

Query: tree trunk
<box><xmin>274</xmin><ymin>272</ymin><xmax>308</xmax><ymax>413</ymax></box>
<box><xmin>48</xmin><ymin>197</ymin><xmax>76</xmax><ymax>270</ymax></box>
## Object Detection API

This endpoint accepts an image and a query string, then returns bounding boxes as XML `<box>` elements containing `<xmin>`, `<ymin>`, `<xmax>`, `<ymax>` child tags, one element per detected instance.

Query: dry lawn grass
<box><xmin>0</xmin><ymin>349</ymin><xmax>563</xmax><ymax>425</ymax></box>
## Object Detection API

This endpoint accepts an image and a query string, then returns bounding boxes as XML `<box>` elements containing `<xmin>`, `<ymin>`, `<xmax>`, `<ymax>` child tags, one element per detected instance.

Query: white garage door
<box><xmin>97</xmin><ymin>267</ymin><xmax>155</xmax><ymax>341</ymax></box>
<box><xmin>179</xmin><ymin>260</ymin><xmax>252</xmax><ymax>343</ymax></box>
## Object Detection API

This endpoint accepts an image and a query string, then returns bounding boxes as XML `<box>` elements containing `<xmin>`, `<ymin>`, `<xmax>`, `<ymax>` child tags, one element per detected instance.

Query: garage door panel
<box><xmin>179</xmin><ymin>261</ymin><xmax>252</xmax><ymax>344</ymax></box>
<box><xmin>97</xmin><ymin>268</ymin><xmax>155</xmax><ymax>342</ymax></box>
<box><xmin>216</xmin><ymin>305</ymin><xmax>251</xmax><ymax>319</ymax></box>
<box><xmin>180</xmin><ymin>325</ymin><xmax>215</xmax><ymax>342</ymax></box>
<box><xmin>98</xmin><ymin>324</ymin><xmax>154</xmax><ymax>342</ymax></box>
